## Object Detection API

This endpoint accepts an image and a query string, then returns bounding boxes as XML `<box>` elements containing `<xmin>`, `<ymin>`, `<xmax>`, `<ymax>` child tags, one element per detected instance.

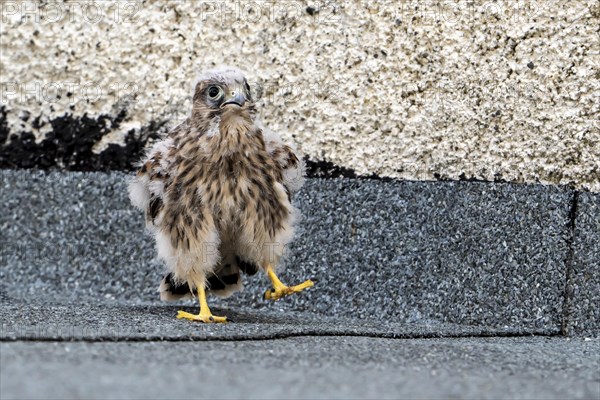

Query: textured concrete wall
<box><xmin>1</xmin><ymin>1</ymin><xmax>598</xmax><ymax>190</ymax></box>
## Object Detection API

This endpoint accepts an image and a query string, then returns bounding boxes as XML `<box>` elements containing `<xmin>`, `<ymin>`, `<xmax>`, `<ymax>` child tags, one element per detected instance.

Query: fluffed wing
<box><xmin>259</xmin><ymin>120</ymin><xmax>305</xmax><ymax>200</ymax></box>
<box><xmin>128</xmin><ymin>135</ymin><xmax>175</xmax><ymax>228</ymax></box>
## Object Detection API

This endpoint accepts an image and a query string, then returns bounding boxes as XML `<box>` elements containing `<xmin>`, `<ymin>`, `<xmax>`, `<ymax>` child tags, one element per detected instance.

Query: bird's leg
<box><xmin>176</xmin><ymin>282</ymin><xmax>228</xmax><ymax>323</ymax></box>
<box><xmin>263</xmin><ymin>264</ymin><xmax>314</xmax><ymax>301</ymax></box>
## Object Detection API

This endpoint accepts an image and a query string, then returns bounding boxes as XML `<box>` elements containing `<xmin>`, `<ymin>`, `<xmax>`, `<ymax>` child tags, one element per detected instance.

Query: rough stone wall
<box><xmin>1</xmin><ymin>1</ymin><xmax>598</xmax><ymax>190</ymax></box>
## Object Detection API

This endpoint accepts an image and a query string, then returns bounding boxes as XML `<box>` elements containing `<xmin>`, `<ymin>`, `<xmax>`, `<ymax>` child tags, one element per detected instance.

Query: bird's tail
<box><xmin>158</xmin><ymin>257</ymin><xmax>260</xmax><ymax>301</ymax></box>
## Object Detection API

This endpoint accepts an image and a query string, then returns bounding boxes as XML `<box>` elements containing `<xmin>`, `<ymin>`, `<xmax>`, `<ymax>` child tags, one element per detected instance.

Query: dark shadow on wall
<box><xmin>0</xmin><ymin>107</ymin><xmax>163</xmax><ymax>171</ymax></box>
<box><xmin>0</xmin><ymin>107</ymin><xmax>375</xmax><ymax>178</ymax></box>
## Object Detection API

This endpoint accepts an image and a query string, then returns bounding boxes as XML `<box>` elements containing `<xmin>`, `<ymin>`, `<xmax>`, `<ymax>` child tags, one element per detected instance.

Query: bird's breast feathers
<box><xmin>166</xmin><ymin>116</ymin><xmax>292</xmax><ymax>237</ymax></box>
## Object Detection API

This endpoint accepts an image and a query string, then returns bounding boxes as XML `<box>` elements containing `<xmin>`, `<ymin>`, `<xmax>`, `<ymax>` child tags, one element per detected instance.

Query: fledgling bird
<box><xmin>128</xmin><ymin>66</ymin><xmax>313</xmax><ymax>323</ymax></box>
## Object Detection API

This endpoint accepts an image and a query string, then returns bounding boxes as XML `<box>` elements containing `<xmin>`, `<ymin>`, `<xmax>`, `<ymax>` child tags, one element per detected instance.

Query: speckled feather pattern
<box><xmin>129</xmin><ymin>67</ymin><xmax>304</xmax><ymax>299</ymax></box>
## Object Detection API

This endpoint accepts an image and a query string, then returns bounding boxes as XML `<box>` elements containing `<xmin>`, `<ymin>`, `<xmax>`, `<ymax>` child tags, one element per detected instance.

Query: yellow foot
<box><xmin>176</xmin><ymin>310</ymin><xmax>228</xmax><ymax>323</ymax></box>
<box><xmin>264</xmin><ymin>279</ymin><xmax>314</xmax><ymax>301</ymax></box>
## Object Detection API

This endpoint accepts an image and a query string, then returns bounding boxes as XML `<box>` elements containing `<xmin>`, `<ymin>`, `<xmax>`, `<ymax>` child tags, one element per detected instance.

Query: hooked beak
<box><xmin>221</xmin><ymin>89</ymin><xmax>246</xmax><ymax>108</ymax></box>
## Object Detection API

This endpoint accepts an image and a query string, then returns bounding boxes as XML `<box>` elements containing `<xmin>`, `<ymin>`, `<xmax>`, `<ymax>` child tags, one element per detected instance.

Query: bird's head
<box><xmin>191</xmin><ymin>66</ymin><xmax>255</xmax><ymax>127</ymax></box>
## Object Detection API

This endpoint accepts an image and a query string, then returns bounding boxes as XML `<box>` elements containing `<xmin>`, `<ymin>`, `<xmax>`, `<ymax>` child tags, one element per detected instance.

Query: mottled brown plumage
<box><xmin>129</xmin><ymin>67</ymin><xmax>311</xmax><ymax>322</ymax></box>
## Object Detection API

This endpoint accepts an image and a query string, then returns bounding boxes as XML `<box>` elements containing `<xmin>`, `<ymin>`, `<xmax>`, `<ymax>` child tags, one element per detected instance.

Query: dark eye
<box><xmin>207</xmin><ymin>86</ymin><xmax>222</xmax><ymax>99</ymax></box>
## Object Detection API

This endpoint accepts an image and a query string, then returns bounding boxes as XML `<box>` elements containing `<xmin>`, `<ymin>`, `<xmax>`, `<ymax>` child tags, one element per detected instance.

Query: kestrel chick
<box><xmin>129</xmin><ymin>67</ymin><xmax>313</xmax><ymax>323</ymax></box>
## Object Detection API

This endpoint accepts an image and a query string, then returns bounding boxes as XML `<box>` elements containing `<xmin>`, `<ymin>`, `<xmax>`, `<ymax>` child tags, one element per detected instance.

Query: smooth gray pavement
<box><xmin>2</xmin><ymin>337</ymin><xmax>599</xmax><ymax>400</ymax></box>
<box><xmin>3</xmin><ymin>169</ymin><xmax>597</xmax><ymax>335</ymax></box>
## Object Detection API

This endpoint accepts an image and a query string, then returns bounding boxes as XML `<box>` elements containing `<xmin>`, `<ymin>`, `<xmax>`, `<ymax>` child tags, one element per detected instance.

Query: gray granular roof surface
<box><xmin>2</xmin><ymin>337</ymin><xmax>599</xmax><ymax>400</ymax></box>
<box><xmin>0</xmin><ymin>170</ymin><xmax>578</xmax><ymax>334</ymax></box>
<box><xmin>2</xmin><ymin>169</ymin><xmax>600</xmax><ymax>400</ymax></box>
<box><xmin>0</xmin><ymin>299</ymin><xmax>535</xmax><ymax>342</ymax></box>
<box><xmin>567</xmin><ymin>192</ymin><xmax>600</xmax><ymax>336</ymax></box>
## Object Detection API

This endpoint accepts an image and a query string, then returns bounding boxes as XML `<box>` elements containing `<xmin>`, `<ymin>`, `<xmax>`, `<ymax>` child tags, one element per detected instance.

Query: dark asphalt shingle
<box><xmin>567</xmin><ymin>192</ymin><xmax>600</xmax><ymax>335</ymax></box>
<box><xmin>0</xmin><ymin>300</ymin><xmax>542</xmax><ymax>342</ymax></box>
<box><xmin>0</xmin><ymin>169</ymin><xmax>586</xmax><ymax>334</ymax></box>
